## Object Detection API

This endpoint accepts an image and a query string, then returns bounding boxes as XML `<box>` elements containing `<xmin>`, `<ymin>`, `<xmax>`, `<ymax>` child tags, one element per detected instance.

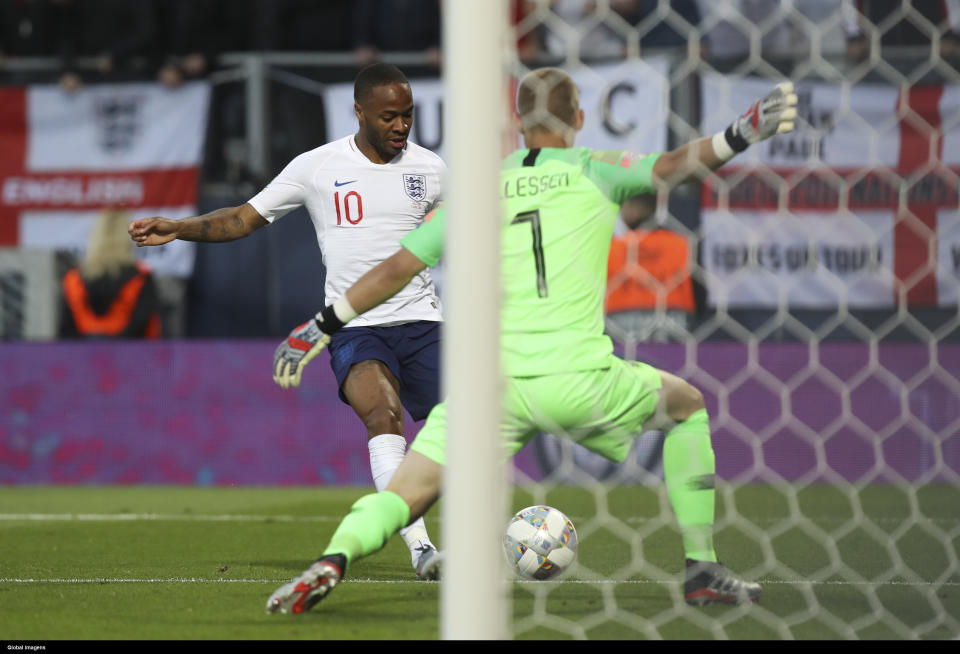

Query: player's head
<box><xmin>354</xmin><ymin>63</ymin><xmax>414</xmax><ymax>163</ymax></box>
<box><xmin>516</xmin><ymin>68</ymin><xmax>584</xmax><ymax>147</ymax></box>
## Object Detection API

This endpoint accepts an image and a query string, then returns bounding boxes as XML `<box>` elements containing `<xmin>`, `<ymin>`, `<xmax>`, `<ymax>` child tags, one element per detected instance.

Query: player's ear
<box><xmin>354</xmin><ymin>102</ymin><xmax>364</xmax><ymax>124</ymax></box>
<box><xmin>511</xmin><ymin>112</ymin><xmax>523</xmax><ymax>134</ymax></box>
<box><xmin>563</xmin><ymin>109</ymin><xmax>585</xmax><ymax>147</ymax></box>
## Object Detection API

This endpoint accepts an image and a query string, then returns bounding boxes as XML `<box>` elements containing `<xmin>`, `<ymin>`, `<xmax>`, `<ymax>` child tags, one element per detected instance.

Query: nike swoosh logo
<box><xmin>334</xmin><ymin>180</ymin><xmax>357</xmax><ymax>187</ymax></box>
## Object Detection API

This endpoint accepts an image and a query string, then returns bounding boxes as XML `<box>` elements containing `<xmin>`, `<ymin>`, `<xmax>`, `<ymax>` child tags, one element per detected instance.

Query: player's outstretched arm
<box><xmin>273</xmin><ymin>246</ymin><xmax>427</xmax><ymax>389</ymax></box>
<box><xmin>653</xmin><ymin>81</ymin><xmax>798</xmax><ymax>186</ymax></box>
<box><xmin>129</xmin><ymin>203</ymin><xmax>268</xmax><ymax>246</ymax></box>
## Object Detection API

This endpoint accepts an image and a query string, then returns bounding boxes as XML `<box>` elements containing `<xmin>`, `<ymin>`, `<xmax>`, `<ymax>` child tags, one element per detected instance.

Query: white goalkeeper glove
<box><xmin>273</xmin><ymin>300</ymin><xmax>355</xmax><ymax>389</ymax></box>
<box><xmin>713</xmin><ymin>81</ymin><xmax>798</xmax><ymax>159</ymax></box>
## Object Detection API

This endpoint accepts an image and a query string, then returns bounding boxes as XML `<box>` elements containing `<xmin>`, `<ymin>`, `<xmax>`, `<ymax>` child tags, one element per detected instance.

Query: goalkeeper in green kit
<box><xmin>267</xmin><ymin>67</ymin><xmax>798</xmax><ymax>614</ymax></box>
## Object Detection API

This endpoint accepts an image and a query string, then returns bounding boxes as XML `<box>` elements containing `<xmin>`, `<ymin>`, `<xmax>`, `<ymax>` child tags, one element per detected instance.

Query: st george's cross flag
<box><xmin>0</xmin><ymin>81</ymin><xmax>211</xmax><ymax>277</ymax></box>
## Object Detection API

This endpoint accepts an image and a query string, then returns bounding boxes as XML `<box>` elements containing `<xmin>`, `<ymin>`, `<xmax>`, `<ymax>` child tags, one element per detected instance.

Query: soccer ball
<box><xmin>503</xmin><ymin>505</ymin><xmax>578</xmax><ymax>580</ymax></box>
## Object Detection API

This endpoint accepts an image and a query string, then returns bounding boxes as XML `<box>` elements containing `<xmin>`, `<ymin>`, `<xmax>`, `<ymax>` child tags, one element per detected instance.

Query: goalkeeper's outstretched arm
<box><xmin>343</xmin><ymin>247</ymin><xmax>427</xmax><ymax>318</ymax></box>
<box><xmin>315</xmin><ymin>244</ymin><xmax>425</xmax><ymax>336</ymax></box>
<box><xmin>272</xmin><ymin>247</ymin><xmax>426</xmax><ymax>389</ymax></box>
<box><xmin>652</xmin><ymin>81</ymin><xmax>797</xmax><ymax>187</ymax></box>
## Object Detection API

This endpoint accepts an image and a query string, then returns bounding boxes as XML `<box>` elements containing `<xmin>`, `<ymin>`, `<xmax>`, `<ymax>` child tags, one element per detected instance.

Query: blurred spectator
<box><xmin>697</xmin><ymin>0</ymin><xmax>848</xmax><ymax>60</ymax></box>
<box><xmin>59</xmin><ymin>210</ymin><xmax>162</xmax><ymax>340</ymax></box>
<box><xmin>153</xmin><ymin>0</ymin><xmax>226</xmax><ymax>89</ymax></box>
<box><xmin>56</xmin><ymin>0</ymin><xmax>158</xmax><ymax>91</ymax></box>
<box><xmin>150</xmin><ymin>0</ymin><xmax>281</xmax><ymax>88</ymax></box>
<box><xmin>634</xmin><ymin>0</ymin><xmax>703</xmax><ymax>52</ymax></box>
<box><xmin>352</xmin><ymin>0</ymin><xmax>442</xmax><ymax>68</ymax></box>
<box><xmin>540</xmin><ymin>0</ymin><xmax>641</xmax><ymax>60</ymax></box>
<box><xmin>513</xmin><ymin>0</ymin><xmax>541</xmax><ymax>62</ymax></box>
<box><xmin>212</xmin><ymin>0</ymin><xmax>277</xmax><ymax>53</ymax></box>
<box><xmin>531</xmin><ymin>0</ymin><xmax>703</xmax><ymax>61</ymax></box>
<box><xmin>263</xmin><ymin>0</ymin><xmax>355</xmax><ymax>52</ymax></box>
<box><xmin>605</xmin><ymin>195</ymin><xmax>695</xmax><ymax>344</ymax></box>
<box><xmin>842</xmin><ymin>0</ymin><xmax>960</xmax><ymax>61</ymax></box>
<box><xmin>945</xmin><ymin>0</ymin><xmax>960</xmax><ymax>59</ymax></box>
<box><xmin>0</xmin><ymin>0</ymin><xmax>68</xmax><ymax>58</ymax></box>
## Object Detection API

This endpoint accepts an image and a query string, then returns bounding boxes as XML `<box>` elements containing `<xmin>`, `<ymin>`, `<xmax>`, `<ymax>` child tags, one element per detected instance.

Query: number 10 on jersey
<box><xmin>335</xmin><ymin>191</ymin><xmax>363</xmax><ymax>225</ymax></box>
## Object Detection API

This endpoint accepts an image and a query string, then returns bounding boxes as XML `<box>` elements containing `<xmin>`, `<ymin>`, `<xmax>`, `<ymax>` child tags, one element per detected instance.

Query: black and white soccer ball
<box><xmin>503</xmin><ymin>505</ymin><xmax>578</xmax><ymax>580</ymax></box>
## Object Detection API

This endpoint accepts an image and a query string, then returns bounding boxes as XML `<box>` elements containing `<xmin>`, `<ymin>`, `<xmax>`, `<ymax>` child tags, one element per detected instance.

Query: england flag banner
<box><xmin>0</xmin><ymin>81</ymin><xmax>211</xmax><ymax>277</ymax></box>
<box><xmin>700</xmin><ymin>73</ymin><xmax>960</xmax><ymax>309</ymax></box>
<box><xmin>322</xmin><ymin>58</ymin><xmax>670</xmax><ymax>161</ymax></box>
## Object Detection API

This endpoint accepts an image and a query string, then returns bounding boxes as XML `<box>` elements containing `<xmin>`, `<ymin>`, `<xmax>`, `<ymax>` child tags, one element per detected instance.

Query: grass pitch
<box><xmin>1</xmin><ymin>484</ymin><xmax>957</xmax><ymax>641</ymax></box>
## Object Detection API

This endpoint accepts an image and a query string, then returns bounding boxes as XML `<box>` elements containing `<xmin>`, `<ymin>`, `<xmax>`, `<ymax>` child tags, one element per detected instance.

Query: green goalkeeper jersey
<box><xmin>401</xmin><ymin>146</ymin><xmax>661</xmax><ymax>376</ymax></box>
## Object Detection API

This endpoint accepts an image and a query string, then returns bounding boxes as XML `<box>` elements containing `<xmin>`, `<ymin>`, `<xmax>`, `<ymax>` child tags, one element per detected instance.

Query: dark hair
<box><xmin>354</xmin><ymin>63</ymin><xmax>410</xmax><ymax>104</ymax></box>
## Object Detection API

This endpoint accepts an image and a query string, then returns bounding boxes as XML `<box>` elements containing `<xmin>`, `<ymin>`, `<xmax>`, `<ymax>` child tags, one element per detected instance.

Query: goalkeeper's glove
<box><xmin>713</xmin><ymin>81</ymin><xmax>798</xmax><ymax>159</ymax></box>
<box><xmin>272</xmin><ymin>303</ymin><xmax>350</xmax><ymax>389</ymax></box>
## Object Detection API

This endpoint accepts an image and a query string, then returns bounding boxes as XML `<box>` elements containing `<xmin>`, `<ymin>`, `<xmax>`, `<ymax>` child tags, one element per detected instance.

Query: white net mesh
<box><xmin>503</xmin><ymin>0</ymin><xmax>960</xmax><ymax>639</ymax></box>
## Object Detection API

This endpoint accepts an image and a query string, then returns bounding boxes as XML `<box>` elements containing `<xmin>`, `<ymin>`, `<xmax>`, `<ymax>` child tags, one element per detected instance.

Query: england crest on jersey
<box><xmin>403</xmin><ymin>174</ymin><xmax>427</xmax><ymax>201</ymax></box>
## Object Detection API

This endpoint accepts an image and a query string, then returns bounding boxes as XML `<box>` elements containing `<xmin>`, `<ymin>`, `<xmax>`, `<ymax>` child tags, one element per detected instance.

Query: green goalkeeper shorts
<box><xmin>409</xmin><ymin>355</ymin><xmax>663</xmax><ymax>466</ymax></box>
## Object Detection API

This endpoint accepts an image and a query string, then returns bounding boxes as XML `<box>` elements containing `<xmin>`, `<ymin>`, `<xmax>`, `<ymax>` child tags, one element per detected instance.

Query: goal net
<box><xmin>454</xmin><ymin>0</ymin><xmax>960</xmax><ymax>640</ymax></box>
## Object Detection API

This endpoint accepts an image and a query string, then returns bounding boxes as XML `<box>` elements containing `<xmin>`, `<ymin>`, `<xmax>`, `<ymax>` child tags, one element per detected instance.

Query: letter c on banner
<box><xmin>601</xmin><ymin>82</ymin><xmax>636</xmax><ymax>136</ymax></box>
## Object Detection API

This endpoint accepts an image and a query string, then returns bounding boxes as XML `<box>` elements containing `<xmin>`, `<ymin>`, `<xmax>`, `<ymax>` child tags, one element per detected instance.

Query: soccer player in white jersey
<box><xmin>129</xmin><ymin>63</ymin><xmax>445</xmax><ymax>580</ymax></box>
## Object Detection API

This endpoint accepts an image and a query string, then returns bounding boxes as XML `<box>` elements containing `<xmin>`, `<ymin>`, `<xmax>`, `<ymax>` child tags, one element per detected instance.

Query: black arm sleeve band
<box><xmin>315</xmin><ymin>304</ymin><xmax>346</xmax><ymax>335</ymax></box>
<box><xmin>724</xmin><ymin>123</ymin><xmax>750</xmax><ymax>154</ymax></box>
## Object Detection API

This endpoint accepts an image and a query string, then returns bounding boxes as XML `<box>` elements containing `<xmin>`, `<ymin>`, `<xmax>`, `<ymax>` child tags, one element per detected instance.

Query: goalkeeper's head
<box><xmin>516</xmin><ymin>67</ymin><xmax>584</xmax><ymax>147</ymax></box>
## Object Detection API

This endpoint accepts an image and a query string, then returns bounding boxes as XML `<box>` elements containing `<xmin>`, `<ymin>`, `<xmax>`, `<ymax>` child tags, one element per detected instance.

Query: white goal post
<box><xmin>440</xmin><ymin>0</ymin><xmax>511</xmax><ymax>641</ymax></box>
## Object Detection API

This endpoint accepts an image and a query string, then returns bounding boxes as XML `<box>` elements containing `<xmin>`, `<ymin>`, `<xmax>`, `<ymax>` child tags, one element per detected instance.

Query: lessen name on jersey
<box><xmin>502</xmin><ymin>172</ymin><xmax>570</xmax><ymax>198</ymax></box>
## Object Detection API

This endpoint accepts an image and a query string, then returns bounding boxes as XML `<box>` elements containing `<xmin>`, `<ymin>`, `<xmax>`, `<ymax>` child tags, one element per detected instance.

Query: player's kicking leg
<box><xmin>339</xmin><ymin>356</ymin><xmax>441</xmax><ymax>579</ymax></box>
<box><xmin>266</xmin><ymin>451</ymin><xmax>444</xmax><ymax>615</ymax></box>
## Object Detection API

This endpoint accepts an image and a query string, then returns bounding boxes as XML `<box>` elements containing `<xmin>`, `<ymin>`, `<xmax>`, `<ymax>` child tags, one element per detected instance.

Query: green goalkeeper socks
<box><xmin>662</xmin><ymin>408</ymin><xmax>718</xmax><ymax>563</ymax></box>
<box><xmin>322</xmin><ymin>490</ymin><xmax>411</xmax><ymax>567</ymax></box>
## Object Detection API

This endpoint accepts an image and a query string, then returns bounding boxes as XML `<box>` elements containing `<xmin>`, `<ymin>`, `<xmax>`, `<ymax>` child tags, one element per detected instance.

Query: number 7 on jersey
<box><xmin>512</xmin><ymin>209</ymin><xmax>548</xmax><ymax>298</ymax></box>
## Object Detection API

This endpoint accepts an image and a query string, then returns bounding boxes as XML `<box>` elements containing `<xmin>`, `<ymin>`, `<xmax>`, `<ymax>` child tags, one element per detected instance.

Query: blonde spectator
<box><xmin>59</xmin><ymin>209</ymin><xmax>162</xmax><ymax>339</ymax></box>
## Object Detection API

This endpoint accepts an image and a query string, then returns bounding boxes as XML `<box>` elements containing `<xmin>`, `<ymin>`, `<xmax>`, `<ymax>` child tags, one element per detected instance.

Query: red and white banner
<box><xmin>700</xmin><ymin>74</ymin><xmax>960</xmax><ymax>308</ymax></box>
<box><xmin>0</xmin><ymin>81</ymin><xmax>211</xmax><ymax>277</ymax></box>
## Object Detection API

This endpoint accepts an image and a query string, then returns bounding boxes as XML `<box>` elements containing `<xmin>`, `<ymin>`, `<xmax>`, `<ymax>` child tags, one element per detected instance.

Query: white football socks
<box><xmin>368</xmin><ymin>433</ymin><xmax>435</xmax><ymax>565</ymax></box>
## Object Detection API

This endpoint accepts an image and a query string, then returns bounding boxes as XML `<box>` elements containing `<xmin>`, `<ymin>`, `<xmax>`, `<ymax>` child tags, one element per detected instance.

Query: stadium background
<box><xmin>2</xmin><ymin>0</ymin><xmax>957</xmax><ymax>488</ymax></box>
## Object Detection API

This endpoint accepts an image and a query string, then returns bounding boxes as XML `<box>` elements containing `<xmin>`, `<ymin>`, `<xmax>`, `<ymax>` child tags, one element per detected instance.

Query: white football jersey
<box><xmin>248</xmin><ymin>135</ymin><xmax>446</xmax><ymax>327</ymax></box>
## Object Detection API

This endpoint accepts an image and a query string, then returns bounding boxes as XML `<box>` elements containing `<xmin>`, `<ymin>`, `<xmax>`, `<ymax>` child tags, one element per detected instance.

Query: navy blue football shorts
<box><xmin>327</xmin><ymin>320</ymin><xmax>442</xmax><ymax>422</ymax></box>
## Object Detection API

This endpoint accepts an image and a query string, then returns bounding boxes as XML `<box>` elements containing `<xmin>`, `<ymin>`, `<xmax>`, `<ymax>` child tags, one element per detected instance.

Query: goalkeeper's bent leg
<box><xmin>323</xmin><ymin>491</ymin><xmax>411</xmax><ymax>567</ymax></box>
<box><xmin>662</xmin><ymin>408</ymin><xmax>718</xmax><ymax>563</ymax></box>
